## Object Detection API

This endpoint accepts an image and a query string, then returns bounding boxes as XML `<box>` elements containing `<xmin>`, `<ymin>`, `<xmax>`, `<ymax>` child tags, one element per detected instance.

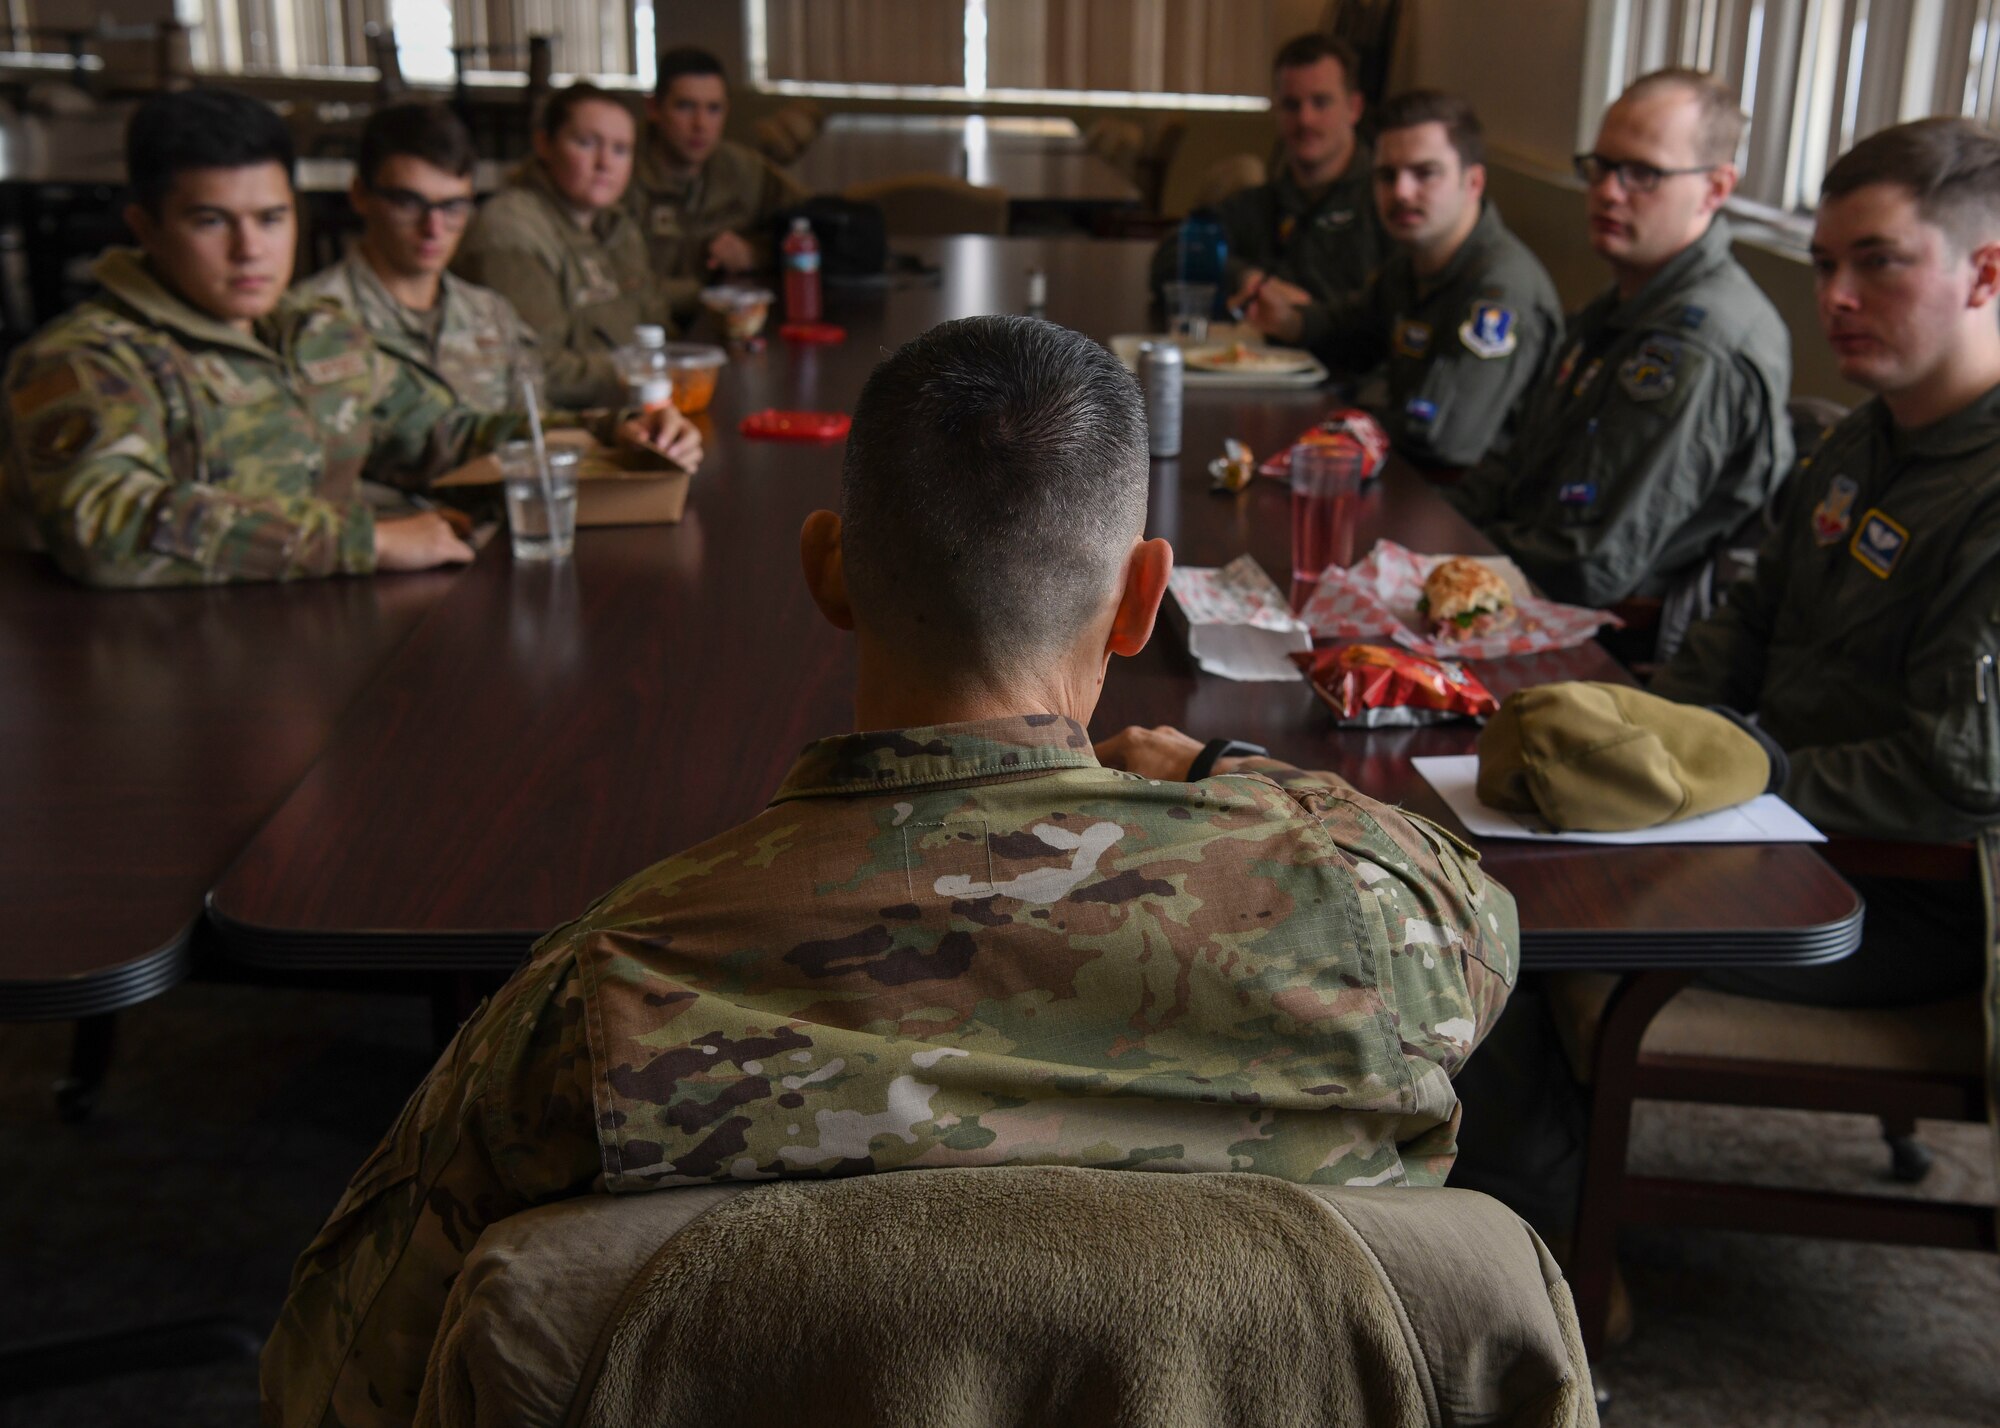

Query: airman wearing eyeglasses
<box><xmin>297</xmin><ymin>103</ymin><xmax>542</xmax><ymax>414</ymax></box>
<box><xmin>1447</xmin><ymin>69</ymin><xmax>1793</xmax><ymax>632</ymax></box>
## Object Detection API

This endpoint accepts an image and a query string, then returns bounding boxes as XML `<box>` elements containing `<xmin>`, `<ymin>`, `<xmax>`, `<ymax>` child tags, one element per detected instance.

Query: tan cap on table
<box><xmin>1476</xmin><ymin>682</ymin><xmax>1771</xmax><ymax>831</ymax></box>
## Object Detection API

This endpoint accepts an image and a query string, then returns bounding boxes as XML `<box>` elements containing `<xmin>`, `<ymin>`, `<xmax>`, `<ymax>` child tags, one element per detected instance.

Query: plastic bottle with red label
<box><xmin>781</xmin><ymin>217</ymin><xmax>823</xmax><ymax>323</ymax></box>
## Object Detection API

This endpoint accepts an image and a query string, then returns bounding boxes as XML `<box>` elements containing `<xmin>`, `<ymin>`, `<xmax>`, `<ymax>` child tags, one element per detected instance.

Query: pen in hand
<box><xmin>1228</xmin><ymin>274</ymin><xmax>1268</xmax><ymax>324</ymax></box>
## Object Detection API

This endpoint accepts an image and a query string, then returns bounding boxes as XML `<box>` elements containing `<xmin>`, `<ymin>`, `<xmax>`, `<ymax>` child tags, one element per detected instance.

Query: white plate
<box><xmin>1184</xmin><ymin>343</ymin><xmax>1320</xmax><ymax>374</ymax></box>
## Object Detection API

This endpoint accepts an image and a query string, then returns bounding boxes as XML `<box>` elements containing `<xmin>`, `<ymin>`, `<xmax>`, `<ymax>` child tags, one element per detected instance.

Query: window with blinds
<box><xmin>1591</xmin><ymin>0</ymin><xmax>2000</xmax><ymax>213</ymax></box>
<box><xmin>751</xmin><ymin>0</ymin><xmax>1276</xmax><ymax>109</ymax></box>
<box><xmin>177</xmin><ymin>0</ymin><xmax>655</xmax><ymax>85</ymax></box>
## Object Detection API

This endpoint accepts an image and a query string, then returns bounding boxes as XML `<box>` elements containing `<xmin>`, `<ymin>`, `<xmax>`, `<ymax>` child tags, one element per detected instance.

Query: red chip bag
<box><xmin>1296</xmin><ymin>643</ymin><xmax>1499</xmax><ymax>727</ymax></box>
<box><xmin>1258</xmin><ymin>408</ymin><xmax>1392</xmax><ymax>482</ymax></box>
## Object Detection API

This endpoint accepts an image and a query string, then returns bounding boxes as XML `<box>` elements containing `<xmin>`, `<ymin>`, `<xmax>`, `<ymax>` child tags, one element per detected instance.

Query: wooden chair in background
<box><xmin>1557</xmin><ymin>837</ymin><xmax>1995</xmax><ymax>1359</ymax></box>
<box><xmin>1195</xmin><ymin>153</ymin><xmax>1267</xmax><ymax>209</ymax></box>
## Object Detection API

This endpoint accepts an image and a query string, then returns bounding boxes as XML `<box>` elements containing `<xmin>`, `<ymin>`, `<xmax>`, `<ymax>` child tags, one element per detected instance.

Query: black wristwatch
<box><xmin>1186</xmin><ymin>738</ymin><xmax>1268</xmax><ymax>781</ymax></box>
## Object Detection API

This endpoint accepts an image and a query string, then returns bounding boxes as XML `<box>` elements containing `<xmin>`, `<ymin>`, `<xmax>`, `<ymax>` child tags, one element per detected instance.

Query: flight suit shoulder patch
<box><xmin>1618</xmin><ymin>335</ymin><xmax>1683</xmax><ymax>402</ymax></box>
<box><xmin>24</xmin><ymin>406</ymin><xmax>100</xmax><ymax>469</ymax></box>
<box><xmin>1458</xmin><ymin>301</ymin><xmax>1517</xmax><ymax>359</ymax></box>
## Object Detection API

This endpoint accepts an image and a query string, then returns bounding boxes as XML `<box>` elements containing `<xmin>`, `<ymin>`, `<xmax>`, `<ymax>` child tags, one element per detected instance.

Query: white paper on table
<box><xmin>1167</xmin><ymin>554</ymin><xmax>1311</xmax><ymax>682</ymax></box>
<box><xmin>1412</xmin><ymin>754</ymin><xmax>1826</xmax><ymax>844</ymax></box>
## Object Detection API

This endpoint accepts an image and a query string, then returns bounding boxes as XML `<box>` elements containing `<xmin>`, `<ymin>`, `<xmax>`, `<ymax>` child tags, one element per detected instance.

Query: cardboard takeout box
<box><xmin>434</xmin><ymin>429</ymin><xmax>691</xmax><ymax>526</ymax></box>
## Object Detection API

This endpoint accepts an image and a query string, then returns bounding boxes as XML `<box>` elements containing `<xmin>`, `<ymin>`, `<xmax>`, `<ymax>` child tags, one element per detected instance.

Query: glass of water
<box><xmin>498</xmin><ymin>442</ymin><xmax>580</xmax><ymax>562</ymax></box>
<box><xmin>1161</xmin><ymin>280</ymin><xmax>1216</xmax><ymax>342</ymax></box>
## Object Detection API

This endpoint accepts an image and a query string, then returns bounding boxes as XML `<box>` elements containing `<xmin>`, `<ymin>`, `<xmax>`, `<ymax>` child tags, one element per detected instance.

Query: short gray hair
<box><xmin>840</xmin><ymin>316</ymin><xmax>1150</xmax><ymax>678</ymax></box>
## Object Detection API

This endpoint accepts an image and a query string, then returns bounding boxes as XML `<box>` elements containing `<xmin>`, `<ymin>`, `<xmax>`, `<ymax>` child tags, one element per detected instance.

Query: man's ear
<box><xmin>1704</xmin><ymin>162</ymin><xmax>1740</xmax><ymax>213</ymax></box>
<box><xmin>1968</xmin><ymin>239</ymin><xmax>2000</xmax><ymax>310</ymax></box>
<box><xmin>1346</xmin><ymin>92</ymin><xmax>1365</xmax><ymax>130</ymax></box>
<box><xmin>123</xmin><ymin>202</ymin><xmax>154</xmax><ymax>249</ymax></box>
<box><xmin>347</xmin><ymin>177</ymin><xmax>369</xmax><ymax>219</ymax></box>
<box><xmin>1466</xmin><ymin>162</ymin><xmax>1487</xmax><ymax>204</ymax></box>
<box><xmin>1105</xmin><ymin>537</ymin><xmax>1174</xmax><ymax>659</ymax></box>
<box><xmin>799</xmin><ymin>509</ymin><xmax>854</xmax><ymax>631</ymax></box>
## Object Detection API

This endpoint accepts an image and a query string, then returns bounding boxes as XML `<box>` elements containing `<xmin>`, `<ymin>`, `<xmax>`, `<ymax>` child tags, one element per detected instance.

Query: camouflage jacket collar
<box><xmin>90</xmin><ymin>247</ymin><xmax>279</xmax><ymax>362</ymax></box>
<box><xmin>770</xmin><ymin>716</ymin><xmax>1099</xmax><ymax>801</ymax></box>
<box><xmin>634</xmin><ymin>134</ymin><xmax>703</xmax><ymax>203</ymax></box>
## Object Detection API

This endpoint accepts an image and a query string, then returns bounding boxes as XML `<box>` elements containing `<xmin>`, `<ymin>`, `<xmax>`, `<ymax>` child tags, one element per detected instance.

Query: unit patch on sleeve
<box><xmin>1404</xmin><ymin>397</ymin><xmax>1438</xmax><ymax>425</ymax></box>
<box><xmin>1618</xmin><ymin>336</ymin><xmax>1681</xmax><ymax>401</ymax></box>
<box><xmin>1849</xmin><ymin>508</ymin><xmax>1909</xmax><ymax>578</ymax></box>
<box><xmin>1458</xmin><ymin>302</ymin><xmax>1518</xmax><ymax>359</ymax></box>
<box><xmin>1810</xmin><ymin>475</ymin><xmax>1859</xmax><ymax>547</ymax></box>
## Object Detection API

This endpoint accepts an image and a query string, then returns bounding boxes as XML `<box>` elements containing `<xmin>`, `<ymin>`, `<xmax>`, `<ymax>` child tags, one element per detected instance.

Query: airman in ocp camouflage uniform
<box><xmin>262</xmin><ymin>313</ymin><xmax>1520</xmax><ymax>1428</ymax></box>
<box><xmin>628</xmin><ymin>138</ymin><xmax>807</xmax><ymax>300</ymax></box>
<box><xmin>296</xmin><ymin>243</ymin><xmax>541</xmax><ymax>415</ymax></box>
<box><xmin>4</xmin><ymin>248</ymin><xmax>524</xmax><ymax>586</ymax></box>
<box><xmin>452</xmin><ymin>160</ymin><xmax>673</xmax><ymax>411</ymax></box>
<box><xmin>261</xmin><ymin>716</ymin><xmax>1520</xmax><ymax>1428</ymax></box>
<box><xmin>627</xmin><ymin>46</ymin><xmax>808</xmax><ymax>303</ymax></box>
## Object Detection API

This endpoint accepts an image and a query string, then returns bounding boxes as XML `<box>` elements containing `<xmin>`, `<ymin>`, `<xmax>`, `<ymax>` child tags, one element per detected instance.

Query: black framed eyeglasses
<box><xmin>1572</xmin><ymin>153</ymin><xmax>1717</xmax><ymax>193</ymax></box>
<box><xmin>368</xmin><ymin>186</ymin><xmax>476</xmax><ymax>226</ymax></box>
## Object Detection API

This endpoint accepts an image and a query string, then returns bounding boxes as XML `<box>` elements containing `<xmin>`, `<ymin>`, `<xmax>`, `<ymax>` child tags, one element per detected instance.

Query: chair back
<box><xmin>417</xmin><ymin>1168</ymin><xmax>1597</xmax><ymax>1428</ymax></box>
<box><xmin>1196</xmin><ymin>153</ymin><xmax>1267</xmax><ymax>208</ymax></box>
<box><xmin>843</xmin><ymin>173</ymin><xmax>1009</xmax><ymax>236</ymax></box>
<box><xmin>752</xmin><ymin>115</ymin><xmax>800</xmax><ymax>164</ymax></box>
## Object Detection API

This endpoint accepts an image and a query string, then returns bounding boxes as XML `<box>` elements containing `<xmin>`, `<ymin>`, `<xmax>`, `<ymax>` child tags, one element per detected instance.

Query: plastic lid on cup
<box><xmin>634</xmin><ymin>325</ymin><xmax>667</xmax><ymax>347</ymax></box>
<box><xmin>662</xmin><ymin>342</ymin><xmax>728</xmax><ymax>369</ymax></box>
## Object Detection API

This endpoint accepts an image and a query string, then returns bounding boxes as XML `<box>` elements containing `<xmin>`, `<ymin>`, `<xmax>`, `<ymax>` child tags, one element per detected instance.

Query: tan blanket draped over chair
<box><xmin>418</xmin><ymin>1166</ymin><xmax>1597</xmax><ymax>1428</ymax></box>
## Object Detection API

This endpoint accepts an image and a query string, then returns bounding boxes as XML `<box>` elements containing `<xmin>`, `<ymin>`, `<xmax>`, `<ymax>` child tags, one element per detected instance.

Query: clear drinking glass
<box><xmin>1161</xmin><ymin>280</ymin><xmax>1216</xmax><ymax>342</ymax></box>
<box><xmin>498</xmin><ymin>442</ymin><xmax>581</xmax><ymax>562</ymax></box>
<box><xmin>1290</xmin><ymin>443</ymin><xmax>1363</xmax><ymax>604</ymax></box>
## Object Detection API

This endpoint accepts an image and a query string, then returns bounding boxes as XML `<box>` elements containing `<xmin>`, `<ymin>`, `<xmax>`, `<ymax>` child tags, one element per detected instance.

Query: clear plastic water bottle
<box><xmin>782</xmin><ymin>217</ymin><xmax>823</xmax><ymax>322</ymax></box>
<box><xmin>1175</xmin><ymin>211</ymin><xmax>1228</xmax><ymax>316</ymax></box>
<box><xmin>617</xmin><ymin>325</ymin><xmax>673</xmax><ymax>412</ymax></box>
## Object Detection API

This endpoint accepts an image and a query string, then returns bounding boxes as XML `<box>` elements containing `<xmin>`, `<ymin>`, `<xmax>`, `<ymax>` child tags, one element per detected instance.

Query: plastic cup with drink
<box><xmin>499</xmin><ymin>440</ymin><xmax>580</xmax><ymax>562</ymax></box>
<box><xmin>1161</xmin><ymin>281</ymin><xmax>1216</xmax><ymax>342</ymax></box>
<box><xmin>1290</xmin><ymin>442</ymin><xmax>1363</xmax><ymax>608</ymax></box>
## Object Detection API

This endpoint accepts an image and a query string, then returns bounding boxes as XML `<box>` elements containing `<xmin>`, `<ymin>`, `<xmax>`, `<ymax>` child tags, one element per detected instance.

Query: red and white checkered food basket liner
<box><xmin>1295</xmin><ymin>540</ymin><xmax>1620</xmax><ymax>658</ymax></box>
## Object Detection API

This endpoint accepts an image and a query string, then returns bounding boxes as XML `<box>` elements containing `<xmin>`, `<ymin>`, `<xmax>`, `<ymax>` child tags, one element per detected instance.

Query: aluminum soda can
<box><xmin>1139</xmin><ymin>340</ymin><xmax>1184</xmax><ymax>458</ymax></box>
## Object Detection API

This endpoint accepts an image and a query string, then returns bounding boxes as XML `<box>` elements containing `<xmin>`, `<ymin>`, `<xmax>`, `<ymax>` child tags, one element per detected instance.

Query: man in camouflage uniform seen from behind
<box><xmin>2</xmin><ymin>89</ymin><xmax>704</xmax><ymax>588</ymax></box>
<box><xmin>626</xmin><ymin>45</ymin><xmax>807</xmax><ymax>309</ymax></box>
<box><xmin>296</xmin><ymin>102</ymin><xmax>541</xmax><ymax>414</ymax></box>
<box><xmin>262</xmin><ymin>314</ymin><xmax>1521</xmax><ymax>1427</ymax></box>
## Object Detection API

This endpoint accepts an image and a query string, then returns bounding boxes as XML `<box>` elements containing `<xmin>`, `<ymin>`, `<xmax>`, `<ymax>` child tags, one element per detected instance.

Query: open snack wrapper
<box><xmin>1296</xmin><ymin>644</ymin><xmax>1499</xmax><ymax>727</ymax></box>
<box><xmin>1295</xmin><ymin>540</ymin><xmax>1619</xmax><ymax>658</ymax></box>
<box><xmin>435</xmin><ymin>428</ymin><xmax>692</xmax><ymax>527</ymax></box>
<box><xmin>1166</xmin><ymin>554</ymin><xmax>1312</xmax><ymax>682</ymax></box>
<box><xmin>1256</xmin><ymin>408</ymin><xmax>1391</xmax><ymax>482</ymax></box>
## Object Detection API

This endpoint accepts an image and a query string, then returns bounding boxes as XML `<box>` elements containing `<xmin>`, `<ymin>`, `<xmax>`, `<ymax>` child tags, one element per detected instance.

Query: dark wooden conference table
<box><xmin>206</xmin><ymin>234</ymin><xmax>1863</xmax><ymax>979</ymax></box>
<box><xmin>0</xmin><ymin>559</ymin><xmax>459</xmax><ymax>1020</ymax></box>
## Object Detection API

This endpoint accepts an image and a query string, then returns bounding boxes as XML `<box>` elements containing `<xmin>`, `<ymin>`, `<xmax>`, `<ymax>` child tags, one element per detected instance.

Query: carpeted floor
<box><xmin>2</xmin><ymin>980</ymin><xmax>1995</xmax><ymax>1424</ymax></box>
